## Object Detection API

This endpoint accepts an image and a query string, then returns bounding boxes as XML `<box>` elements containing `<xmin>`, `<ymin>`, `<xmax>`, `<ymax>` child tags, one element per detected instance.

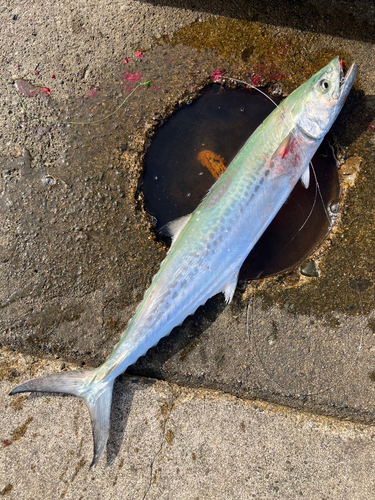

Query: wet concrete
<box><xmin>1</xmin><ymin>0</ymin><xmax>375</xmax><ymax>430</ymax></box>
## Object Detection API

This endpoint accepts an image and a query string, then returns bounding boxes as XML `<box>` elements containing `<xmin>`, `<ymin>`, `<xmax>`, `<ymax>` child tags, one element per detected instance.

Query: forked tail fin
<box><xmin>9</xmin><ymin>369</ymin><xmax>114</xmax><ymax>466</ymax></box>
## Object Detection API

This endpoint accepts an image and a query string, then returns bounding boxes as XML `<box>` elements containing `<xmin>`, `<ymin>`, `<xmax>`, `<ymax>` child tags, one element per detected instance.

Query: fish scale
<box><xmin>10</xmin><ymin>57</ymin><xmax>357</xmax><ymax>466</ymax></box>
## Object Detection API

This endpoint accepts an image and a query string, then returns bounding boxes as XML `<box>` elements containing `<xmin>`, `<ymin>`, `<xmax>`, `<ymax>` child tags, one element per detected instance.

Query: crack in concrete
<box><xmin>141</xmin><ymin>383</ymin><xmax>177</xmax><ymax>500</ymax></box>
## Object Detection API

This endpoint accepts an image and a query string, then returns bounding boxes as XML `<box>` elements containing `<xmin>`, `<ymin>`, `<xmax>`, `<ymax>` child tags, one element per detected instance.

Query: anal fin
<box><xmin>222</xmin><ymin>272</ymin><xmax>239</xmax><ymax>304</ymax></box>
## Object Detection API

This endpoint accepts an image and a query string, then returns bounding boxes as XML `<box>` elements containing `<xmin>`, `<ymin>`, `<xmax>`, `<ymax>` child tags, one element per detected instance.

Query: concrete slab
<box><xmin>2</xmin><ymin>348</ymin><xmax>375</xmax><ymax>499</ymax></box>
<box><xmin>0</xmin><ymin>2</ymin><xmax>375</xmax><ymax>490</ymax></box>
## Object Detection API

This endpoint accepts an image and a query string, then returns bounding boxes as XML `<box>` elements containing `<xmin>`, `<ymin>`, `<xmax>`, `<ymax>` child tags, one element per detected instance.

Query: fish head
<box><xmin>287</xmin><ymin>57</ymin><xmax>357</xmax><ymax>141</ymax></box>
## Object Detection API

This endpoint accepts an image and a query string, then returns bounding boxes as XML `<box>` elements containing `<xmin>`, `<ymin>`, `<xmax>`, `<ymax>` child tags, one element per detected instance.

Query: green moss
<box><xmin>171</xmin><ymin>18</ymin><xmax>352</xmax><ymax>94</ymax></box>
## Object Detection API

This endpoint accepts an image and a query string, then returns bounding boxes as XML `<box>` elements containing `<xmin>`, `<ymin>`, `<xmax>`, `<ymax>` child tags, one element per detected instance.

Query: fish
<box><xmin>10</xmin><ymin>57</ymin><xmax>357</xmax><ymax>466</ymax></box>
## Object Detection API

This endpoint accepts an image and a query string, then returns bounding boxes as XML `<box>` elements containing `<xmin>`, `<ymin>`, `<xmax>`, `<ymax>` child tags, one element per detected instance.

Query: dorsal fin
<box><xmin>162</xmin><ymin>214</ymin><xmax>191</xmax><ymax>246</ymax></box>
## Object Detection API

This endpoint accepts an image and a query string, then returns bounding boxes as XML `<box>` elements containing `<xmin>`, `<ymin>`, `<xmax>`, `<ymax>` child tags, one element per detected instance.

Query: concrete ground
<box><xmin>1</xmin><ymin>0</ymin><xmax>375</xmax><ymax>498</ymax></box>
<box><xmin>2</xmin><ymin>348</ymin><xmax>375</xmax><ymax>499</ymax></box>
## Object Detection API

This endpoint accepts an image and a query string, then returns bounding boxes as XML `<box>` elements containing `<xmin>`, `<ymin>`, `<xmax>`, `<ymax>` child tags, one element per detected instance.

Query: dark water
<box><xmin>142</xmin><ymin>84</ymin><xmax>339</xmax><ymax>280</ymax></box>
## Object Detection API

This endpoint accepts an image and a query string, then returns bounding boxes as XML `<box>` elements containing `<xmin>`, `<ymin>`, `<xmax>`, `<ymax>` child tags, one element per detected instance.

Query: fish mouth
<box><xmin>338</xmin><ymin>60</ymin><xmax>357</xmax><ymax>101</ymax></box>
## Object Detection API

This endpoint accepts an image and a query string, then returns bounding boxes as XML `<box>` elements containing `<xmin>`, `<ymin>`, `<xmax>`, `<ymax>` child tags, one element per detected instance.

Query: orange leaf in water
<box><xmin>197</xmin><ymin>150</ymin><xmax>226</xmax><ymax>179</ymax></box>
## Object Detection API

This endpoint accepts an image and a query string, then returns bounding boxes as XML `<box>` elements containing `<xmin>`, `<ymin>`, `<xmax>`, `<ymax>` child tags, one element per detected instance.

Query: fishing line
<box><xmin>220</xmin><ymin>76</ymin><xmax>295</xmax><ymax>134</ymax></box>
<box><xmin>221</xmin><ymin>75</ymin><xmax>319</xmax><ymax>277</ymax></box>
<box><xmin>246</xmin><ymin>246</ymin><xmax>365</xmax><ymax>399</ymax></box>
<box><xmin>0</xmin><ymin>74</ymin><xmax>151</xmax><ymax>126</ymax></box>
<box><xmin>224</xmin><ymin>74</ymin><xmax>365</xmax><ymax>398</ymax></box>
<box><xmin>251</xmin><ymin>173</ymin><xmax>319</xmax><ymax>280</ymax></box>
<box><xmin>310</xmin><ymin>155</ymin><xmax>335</xmax><ymax>228</ymax></box>
<box><xmin>245</xmin><ymin>214</ymin><xmax>365</xmax><ymax>398</ymax></box>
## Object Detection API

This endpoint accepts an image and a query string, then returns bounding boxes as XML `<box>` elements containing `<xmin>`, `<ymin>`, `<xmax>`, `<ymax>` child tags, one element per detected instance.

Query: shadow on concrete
<box><xmin>107</xmin><ymin>377</ymin><xmax>138</xmax><ymax>465</ymax></box>
<box><xmin>128</xmin><ymin>294</ymin><xmax>227</xmax><ymax>380</ymax></box>
<box><xmin>141</xmin><ymin>0</ymin><xmax>375</xmax><ymax>44</ymax></box>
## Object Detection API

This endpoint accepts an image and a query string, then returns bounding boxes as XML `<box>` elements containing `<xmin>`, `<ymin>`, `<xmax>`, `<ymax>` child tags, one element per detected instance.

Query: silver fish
<box><xmin>10</xmin><ymin>57</ymin><xmax>357</xmax><ymax>465</ymax></box>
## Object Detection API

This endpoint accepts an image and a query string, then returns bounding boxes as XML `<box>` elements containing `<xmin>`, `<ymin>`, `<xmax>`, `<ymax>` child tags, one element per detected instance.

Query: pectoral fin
<box><xmin>300</xmin><ymin>166</ymin><xmax>310</xmax><ymax>189</ymax></box>
<box><xmin>270</xmin><ymin>130</ymin><xmax>294</xmax><ymax>162</ymax></box>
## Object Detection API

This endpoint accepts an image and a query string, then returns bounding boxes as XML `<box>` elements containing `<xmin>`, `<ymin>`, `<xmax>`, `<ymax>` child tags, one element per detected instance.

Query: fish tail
<box><xmin>9</xmin><ymin>369</ymin><xmax>114</xmax><ymax>467</ymax></box>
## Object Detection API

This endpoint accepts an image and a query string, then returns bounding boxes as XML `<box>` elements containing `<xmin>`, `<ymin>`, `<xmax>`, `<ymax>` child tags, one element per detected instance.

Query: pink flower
<box><xmin>136</xmin><ymin>50</ymin><xmax>143</xmax><ymax>59</ymax></box>
<box><xmin>123</xmin><ymin>71</ymin><xmax>143</xmax><ymax>82</ymax></box>
<box><xmin>123</xmin><ymin>58</ymin><xmax>130</xmax><ymax>65</ymax></box>
<box><xmin>211</xmin><ymin>68</ymin><xmax>224</xmax><ymax>82</ymax></box>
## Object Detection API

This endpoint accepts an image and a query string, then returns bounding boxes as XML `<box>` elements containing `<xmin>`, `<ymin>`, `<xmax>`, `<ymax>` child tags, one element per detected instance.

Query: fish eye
<box><xmin>319</xmin><ymin>79</ymin><xmax>330</xmax><ymax>93</ymax></box>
